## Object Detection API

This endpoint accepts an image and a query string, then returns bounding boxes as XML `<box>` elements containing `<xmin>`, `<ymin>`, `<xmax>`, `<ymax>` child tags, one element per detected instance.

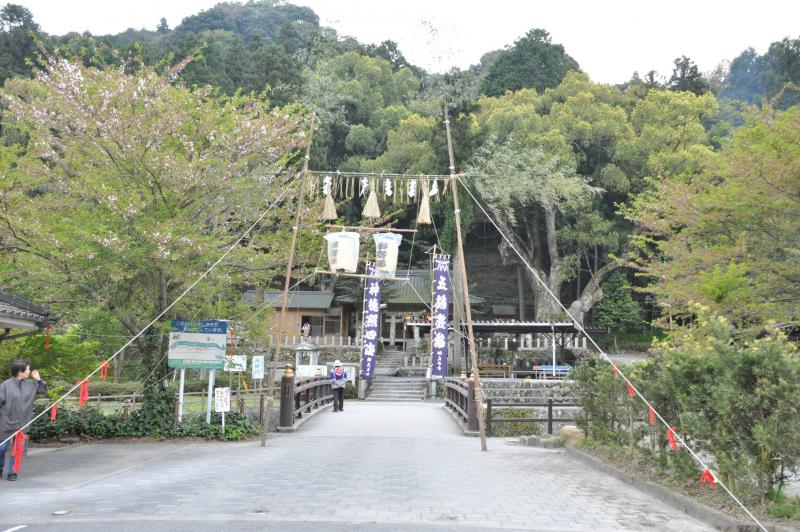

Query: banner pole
<box><xmin>443</xmin><ymin>106</ymin><xmax>488</xmax><ymax>451</ymax></box>
<box><xmin>263</xmin><ymin>118</ymin><xmax>314</xmax><ymax>446</ymax></box>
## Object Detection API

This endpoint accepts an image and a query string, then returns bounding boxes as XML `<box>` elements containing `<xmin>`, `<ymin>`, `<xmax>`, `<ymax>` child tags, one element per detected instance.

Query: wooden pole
<box><xmin>262</xmin><ymin>120</ymin><xmax>314</xmax><ymax>447</ymax></box>
<box><xmin>443</xmin><ymin>106</ymin><xmax>488</xmax><ymax>451</ymax></box>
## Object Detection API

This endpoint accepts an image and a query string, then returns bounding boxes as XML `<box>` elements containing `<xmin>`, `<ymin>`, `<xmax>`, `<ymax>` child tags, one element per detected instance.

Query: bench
<box><xmin>477</xmin><ymin>363</ymin><xmax>512</xmax><ymax>378</ymax></box>
<box><xmin>529</xmin><ymin>365</ymin><xmax>572</xmax><ymax>379</ymax></box>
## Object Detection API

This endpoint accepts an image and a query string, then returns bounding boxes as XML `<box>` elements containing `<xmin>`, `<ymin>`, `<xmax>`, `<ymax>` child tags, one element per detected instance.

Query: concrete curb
<box><xmin>565</xmin><ymin>447</ymin><xmax>796</xmax><ymax>532</ymax></box>
<box><xmin>276</xmin><ymin>402</ymin><xmax>333</xmax><ymax>433</ymax></box>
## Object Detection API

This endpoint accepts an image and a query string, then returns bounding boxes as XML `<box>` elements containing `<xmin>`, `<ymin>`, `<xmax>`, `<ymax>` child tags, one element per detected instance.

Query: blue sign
<box><xmin>171</xmin><ymin>320</ymin><xmax>227</xmax><ymax>334</ymax></box>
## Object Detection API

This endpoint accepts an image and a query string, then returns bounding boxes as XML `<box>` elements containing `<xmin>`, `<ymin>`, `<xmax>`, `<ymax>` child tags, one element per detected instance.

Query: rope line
<box><xmin>455</xmin><ymin>176</ymin><xmax>767</xmax><ymax>531</ymax></box>
<box><xmin>1</xmin><ymin>174</ymin><xmax>300</xmax><ymax>448</ymax></box>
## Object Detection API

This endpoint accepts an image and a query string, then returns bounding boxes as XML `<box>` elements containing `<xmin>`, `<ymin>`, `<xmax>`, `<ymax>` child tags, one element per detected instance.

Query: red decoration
<box><xmin>12</xmin><ymin>430</ymin><xmax>28</xmax><ymax>473</ymax></box>
<box><xmin>45</xmin><ymin>324</ymin><xmax>52</xmax><ymax>350</ymax></box>
<box><xmin>627</xmin><ymin>382</ymin><xmax>635</xmax><ymax>398</ymax></box>
<box><xmin>666</xmin><ymin>426</ymin><xmax>679</xmax><ymax>450</ymax></box>
<box><xmin>699</xmin><ymin>468</ymin><xmax>716</xmax><ymax>489</ymax></box>
<box><xmin>649</xmin><ymin>405</ymin><xmax>655</xmax><ymax>425</ymax></box>
<box><xmin>100</xmin><ymin>360</ymin><xmax>109</xmax><ymax>381</ymax></box>
<box><xmin>79</xmin><ymin>379</ymin><xmax>90</xmax><ymax>406</ymax></box>
<box><xmin>50</xmin><ymin>403</ymin><xmax>58</xmax><ymax>421</ymax></box>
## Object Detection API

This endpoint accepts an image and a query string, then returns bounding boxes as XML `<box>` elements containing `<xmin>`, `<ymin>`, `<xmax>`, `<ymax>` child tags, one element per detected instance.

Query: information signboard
<box><xmin>214</xmin><ymin>387</ymin><xmax>231</xmax><ymax>413</ymax></box>
<box><xmin>251</xmin><ymin>355</ymin><xmax>265</xmax><ymax>380</ymax></box>
<box><xmin>224</xmin><ymin>355</ymin><xmax>247</xmax><ymax>372</ymax></box>
<box><xmin>168</xmin><ymin>320</ymin><xmax>227</xmax><ymax>369</ymax></box>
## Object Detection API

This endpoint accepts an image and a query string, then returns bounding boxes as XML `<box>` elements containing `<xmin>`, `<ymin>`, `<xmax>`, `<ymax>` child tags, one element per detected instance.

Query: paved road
<box><xmin>0</xmin><ymin>402</ymin><xmax>713</xmax><ymax>531</ymax></box>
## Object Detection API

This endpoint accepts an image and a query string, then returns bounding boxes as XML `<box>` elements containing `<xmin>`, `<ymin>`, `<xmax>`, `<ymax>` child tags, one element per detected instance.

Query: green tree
<box><xmin>591</xmin><ymin>271</ymin><xmax>642</xmax><ymax>350</ymax></box>
<box><xmin>668</xmin><ymin>55</ymin><xmax>709</xmax><ymax>95</ymax></box>
<box><xmin>466</xmin><ymin>138</ymin><xmax>601</xmax><ymax>320</ymax></box>
<box><xmin>0</xmin><ymin>4</ymin><xmax>42</xmax><ymax>84</ymax></box>
<box><xmin>626</xmin><ymin>105</ymin><xmax>800</xmax><ymax>325</ymax></box>
<box><xmin>302</xmin><ymin>51</ymin><xmax>419</xmax><ymax>168</ymax></box>
<box><xmin>0</xmin><ymin>58</ymin><xmax>306</xmax><ymax>376</ymax></box>
<box><xmin>479</xmin><ymin>29</ymin><xmax>579</xmax><ymax>97</ymax></box>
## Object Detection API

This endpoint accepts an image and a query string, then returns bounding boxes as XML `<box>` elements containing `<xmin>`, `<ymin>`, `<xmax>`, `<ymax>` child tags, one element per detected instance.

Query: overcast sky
<box><xmin>15</xmin><ymin>0</ymin><xmax>800</xmax><ymax>84</ymax></box>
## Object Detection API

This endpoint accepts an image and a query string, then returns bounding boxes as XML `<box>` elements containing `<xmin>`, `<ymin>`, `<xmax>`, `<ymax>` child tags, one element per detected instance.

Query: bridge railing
<box><xmin>485</xmin><ymin>398</ymin><xmax>578</xmax><ymax>437</ymax></box>
<box><xmin>443</xmin><ymin>377</ymin><xmax>478</xmax><ymax>432</ymax></box>
<box><xmin>279</xmin><ymin>365</ymin><xmax>333</xmax><ymax>430</ymax></box>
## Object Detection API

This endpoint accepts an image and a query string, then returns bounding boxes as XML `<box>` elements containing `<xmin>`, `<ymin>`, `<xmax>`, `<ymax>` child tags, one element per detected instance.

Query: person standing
<box><xmin>0</xmin><ymin>359</ymin><xmax>48</xmax><ymax>481</ymax></box>
<box><xmin>329</xmin><ymin>360</ymin><xmax>347</xmax><ymax>412</ymax></box>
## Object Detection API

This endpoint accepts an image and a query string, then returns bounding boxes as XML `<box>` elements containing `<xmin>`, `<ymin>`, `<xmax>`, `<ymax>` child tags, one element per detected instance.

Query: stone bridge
<box><xmin>0</xmin><ymin>401</ymin><xmax>714</xmax><ymax>531</ymax></box>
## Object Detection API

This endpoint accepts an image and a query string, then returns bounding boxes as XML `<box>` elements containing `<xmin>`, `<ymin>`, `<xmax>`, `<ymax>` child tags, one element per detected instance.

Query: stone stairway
<box><xmin>374</xmin><ymin>349</ymin><xmax>407</xmax><ymax>375</ymax></box>
<box><xmin>367</xmin><ymin>377</ymin><xmax>427</xmax><ymax>401</ymax></box>
<box><xmin>367</xmin><ymin>349</ymin><xmax>427</xmax><ymax>401</ymax></box>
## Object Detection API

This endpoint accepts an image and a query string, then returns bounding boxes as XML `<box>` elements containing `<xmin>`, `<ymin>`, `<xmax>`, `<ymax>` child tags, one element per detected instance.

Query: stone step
<box><xmin>367</xmin><ymin>394</ymin><xmax>425</xmax><ymax>401</ymax></box>
<box><xmin>366</xmin><ymin>397</ymin><xmax>423</xmax><ymax>402</ymax></box>
<box><xmin>368</xmin><ymin>390</ymin><xmax>424</xmax><ymax>397</ymax></box>
<box><xmin>370</xmin><ymin>382</ymin><xmax>424</xmax><ymax>390</ymax></box>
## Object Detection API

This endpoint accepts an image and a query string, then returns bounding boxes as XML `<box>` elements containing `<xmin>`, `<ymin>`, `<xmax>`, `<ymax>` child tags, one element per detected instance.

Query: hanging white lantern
<box><xmin>324</xmin><ymin>232</ymin><xmax>360</xmax><ymax>273</ymax></box>
<box><xmin>372</xmin><ymin>232</ymin><xmax>403</xmax><ymax>278</ymax></box>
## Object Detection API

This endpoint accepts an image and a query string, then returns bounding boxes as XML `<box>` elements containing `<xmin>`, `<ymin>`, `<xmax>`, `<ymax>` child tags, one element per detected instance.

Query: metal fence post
<box><xmin>547</xmin><ymin>398</ymin><xmax>553</xmax><ymax>435</ymax></box>
<box><xmin>279</xmin><ymin>364</ymin><xmax>295</xmax><ymax>428</ymax></box>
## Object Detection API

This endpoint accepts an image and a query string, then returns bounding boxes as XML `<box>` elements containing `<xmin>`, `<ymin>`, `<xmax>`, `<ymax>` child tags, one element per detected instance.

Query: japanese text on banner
<box><xmin>431</xmin><ymin>255</ymin><xmax>450</xmax><ymax>377</ymax></box>
<box><xmin>360</xmin><ymin>263</ymin><xmax>381</xmax><ymax>381</ymax></box>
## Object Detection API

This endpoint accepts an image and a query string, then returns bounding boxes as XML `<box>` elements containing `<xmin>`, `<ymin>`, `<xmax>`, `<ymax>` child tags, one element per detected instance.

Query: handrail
<box><xmin>485</xmin><ymin>398</ymin><xmax>579</xmax><ymax>436</ymax></box>
<box><xmin>279</xmin><ymin>372</ymin><xmax>333</xmax><ymax>429</ymax></box>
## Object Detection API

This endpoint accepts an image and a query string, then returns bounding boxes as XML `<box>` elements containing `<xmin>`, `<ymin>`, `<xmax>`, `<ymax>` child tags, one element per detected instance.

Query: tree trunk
<box><xmin>523</xmin><ymin>266</ymin><xmax>564</xmax><ymax>321</ymax></box>
<box><xmin>566</xmin><ymin>259</ymin><xmax>622</xmax><ymax>324</ymax></box>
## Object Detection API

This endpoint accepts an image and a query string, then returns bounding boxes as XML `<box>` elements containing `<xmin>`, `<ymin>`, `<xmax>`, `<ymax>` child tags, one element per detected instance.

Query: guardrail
<box><xmin>279</xmin><ymin>364</ymin><xmax>333</xmax><ymax>430</ymax></box>
<box><xmin>485</xmin><ymin>398</ymin><xmax>578</xmax><ymax>436</ymax></box>
<box><xmin>443</xmin><ymin>377</ymin><xmax>478</xmax><ymax>432</ymax></box>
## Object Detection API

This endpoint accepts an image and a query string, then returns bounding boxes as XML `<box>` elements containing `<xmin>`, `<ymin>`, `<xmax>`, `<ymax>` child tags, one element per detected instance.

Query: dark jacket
<box><xmin>0</xmin><ymin>377</ymin><xmax>47</xmax><ymax>442</ymax></box>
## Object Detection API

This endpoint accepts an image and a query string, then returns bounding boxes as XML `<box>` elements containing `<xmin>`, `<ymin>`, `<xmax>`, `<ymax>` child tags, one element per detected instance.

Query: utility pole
<box><xmin>443</xmin><ymin>106</ymin><xmax>488</xmax><ymax>451</ymax></box>
<box><xmin>262</xmin><ymin>122</ymin><xmax>314</xmax><ymax>447</ymax></box>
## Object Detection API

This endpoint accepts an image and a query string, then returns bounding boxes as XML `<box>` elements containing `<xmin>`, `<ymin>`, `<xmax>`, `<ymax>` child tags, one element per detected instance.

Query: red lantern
<box><xmin>50</xmin><ymin>403</ymin><xmax>58</xmax><ymax>421</ymax></box>
<box><xmin>627</xmin><ymin>382</ymin><xmax>635</xmax><ymax>398</ymax></box>
<box><xmin>100</xmin><ymin>360</ymin><xmax>109</xmax><ymax>381</ymax></box>
<box><xmin>648</xmin><ymin>405</ymin><xmax>655</xmax><ymax>425</ymax></box>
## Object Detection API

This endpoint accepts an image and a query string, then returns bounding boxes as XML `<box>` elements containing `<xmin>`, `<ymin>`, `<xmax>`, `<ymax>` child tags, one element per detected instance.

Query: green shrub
<box><xmin>574</xmin><ymin>309</ymin><xmax>800</xmax><ymax>502</ymax></box>
<box><xmin>28</xmin><ymin>388</ymin><xmax>258</xmax><ymax>441</ymax></box>
<box><xmin>489</xmin><ymin>408</ymin><xmax>541</xmax><ymax>438</ymax></box>
<box><xmin>768</xmin><ymin>490</ymin><xmax>800</xmax><ymax>520</ymax></box>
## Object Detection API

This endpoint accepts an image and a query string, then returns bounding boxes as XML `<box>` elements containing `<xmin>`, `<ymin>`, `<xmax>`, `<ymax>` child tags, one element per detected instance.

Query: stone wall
<box><xmin>479</xmin><ymin>378</ymin><xmax>576</xmax><ymax>402</ymax></box>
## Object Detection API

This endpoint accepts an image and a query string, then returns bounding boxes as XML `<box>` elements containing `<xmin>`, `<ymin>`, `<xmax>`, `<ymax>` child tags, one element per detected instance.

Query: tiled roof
<box><xmin>0</xmin><ymin>291</ymin><xmax>58</xmax><ymax>330</ymax></box>
<box><xmin>245</xmin><ymin>290</ymin><xmax>335</xmax><ymax>310</ymax></box>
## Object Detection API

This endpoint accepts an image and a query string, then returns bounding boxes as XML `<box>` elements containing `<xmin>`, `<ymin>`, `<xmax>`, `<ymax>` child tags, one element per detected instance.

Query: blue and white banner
<box><xmin>359</xmin><ymin>262</ymin><xmax>381</xmax><ymax>381</ymax></box>
<box><xmin>431</xmin><ymin>255</ymin><xmax>451</xmax><ymax>377</ymax></box>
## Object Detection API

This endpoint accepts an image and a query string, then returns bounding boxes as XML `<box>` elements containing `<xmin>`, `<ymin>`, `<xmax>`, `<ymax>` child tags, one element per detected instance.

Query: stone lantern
<box><xmin>293</xmin><ymin>341</ymin><xmax>321</xmax><ymax>370</ymax></box>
